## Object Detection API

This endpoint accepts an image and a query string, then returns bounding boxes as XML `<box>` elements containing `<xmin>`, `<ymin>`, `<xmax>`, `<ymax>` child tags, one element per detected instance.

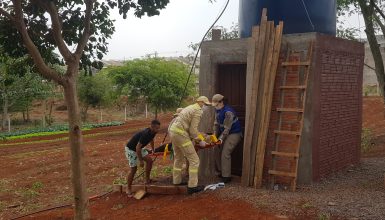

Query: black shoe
<box><xmin>174</xmin><ymin>182</ymin><xmax>188</xmax><ymax>186</ymax></box>
<box><xmin>221</xmin><ymin>177</ymin><xmax>232</xmax><ymax>183</ymax></box>
<box><xmin>187</xmin><ymin>185</ymin><xmax>204</xmax><ymax>194</ymax></box>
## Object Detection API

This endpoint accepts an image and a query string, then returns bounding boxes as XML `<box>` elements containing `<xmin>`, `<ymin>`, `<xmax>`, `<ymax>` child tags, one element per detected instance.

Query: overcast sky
<box><xmin>104</xmin><ymin>0</ymin><xmax>364</xmax><ymax>60</ymax></box>
<box><xmin>104</xmin><ymin>0</ymin><xmax>239</xmax><ymax>60</ymax></box>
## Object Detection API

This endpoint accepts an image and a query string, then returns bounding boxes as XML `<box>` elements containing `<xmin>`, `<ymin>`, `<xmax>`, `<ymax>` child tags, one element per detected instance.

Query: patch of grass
<box><xmin>6</xmin><ymin>148</ymin><xmax>63</xmax><ymax>159</ymax></box>
<box><xmin>53</xmin><ymin>194</ymin><xmax>72</xmax><ymax>204</ymax></box>
<box><xmin>361</xmin><ymin>128</ymin><xmax>374</xmax><ymax>153</ymax></box>
<box><xmin>31</xmin><ymin>181</ymin><xmax>44</xmax><ymax>190</ymax></box>
<box><xmin>162</xmin><ymin>166</ymin><xmax>172</xmax><ymax>174</ymax></box>
<box><xmin>20</xmin><ymin>203</ymin><xmax>41</xmax><ymax>214</ymax></box>
<box><xmin>0</xmin><ymin>201</ymin><xmax>6</xmax><ymax>212</ymax></box>
<box><xmin>113</xmin><ymin>176</ymin><xmax>127</xmax><ymax>185</ymax></box>
<box><xmin>0</xmin><ymin>179</ymin><xmax>10</xmax><ymax>193</ymax></box>
<box><xmin>301</xmin><ymin>202</ymin><xmax>314</xmax><ymax>209</ymax></box>
<box><xmin>17</xmin><ymin>182</ymin><xmax>44</xmax><ymax>200</ymax></box>
<box><xmin>20</xmin><ymin>188</ymin><xmax>39</xmax><ymax>199</ymax></box>
<box><xmin>318</xmin><ymin>213</ymin><xmax>330</xmax><ymax>220</ymax></box>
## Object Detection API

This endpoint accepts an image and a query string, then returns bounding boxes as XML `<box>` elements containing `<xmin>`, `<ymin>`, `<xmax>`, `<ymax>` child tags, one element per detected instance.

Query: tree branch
<box><xmin>13</xmin><ymin>0</ymin><xmax>65</xmax><ymax>85</ymax></box>
<box><xmin>45</xmin><ymin>1</ymin><xmax>73</xmax><ymax>62</ymax></box>
<box><xmin>374</xmin><ymin>13</ymin><xmax>385</xmax><ymax>36</ymax></box>
<box><xmin>74</xmin><ymin>0</ymin><xmax>93</xmax><ymax>60</ymax></box>
<box><xmin>371</xmin><ymin>0</ymin><xmax>385</xmax><ymax>21</ymax></box>
<box><xmin>0</xmin><ymin>8</ymin><xmax>16</xmax><ymax>22</ymax></box>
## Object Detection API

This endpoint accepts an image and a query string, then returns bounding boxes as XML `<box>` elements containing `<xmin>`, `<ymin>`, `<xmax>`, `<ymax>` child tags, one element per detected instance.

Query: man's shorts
<box><xmin>125</xmin><ymin>147</ymin><xmax>149</xmax><ymax>168</ymax></box>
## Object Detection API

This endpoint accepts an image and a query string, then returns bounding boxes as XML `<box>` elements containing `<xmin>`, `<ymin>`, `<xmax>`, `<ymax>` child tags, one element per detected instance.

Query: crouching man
<box><xmin>125</xmin><ymin>119</ymin><xmax>160</xmax><ymax>197</ymax></box>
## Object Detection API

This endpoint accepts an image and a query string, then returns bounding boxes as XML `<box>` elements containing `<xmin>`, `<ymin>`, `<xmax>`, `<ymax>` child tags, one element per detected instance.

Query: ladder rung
<box><xmin>274</xmin><ymin>130</ymin><xmax>301</xmax><ymax>136</ymax></box>
<box><xmin>280</xmin><ymin>85</ymin><xmax>306</xmax><ymax>90</ymax></box>
<box><xmin>271</xmin><ymin>151</ymin><xmax>299</xmax><ymax>158</ymax></box>
<box><xmin>276</xmin><ymin>108</ymin><xmax>304</xmax><ymax>113</ymax></box>
<box><xmin>268</xmin><ymin>170</ymin><xmax>296</xmax><ymax>178</ymax></box>
<box><xmin>281</xmin><ymin>61</ymin><xmax>311</xmax><ymax>66</ymax></box>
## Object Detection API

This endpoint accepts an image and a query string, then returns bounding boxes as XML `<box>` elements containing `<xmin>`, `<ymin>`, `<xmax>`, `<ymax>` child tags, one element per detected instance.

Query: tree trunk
<box><xmin>81</xmin><ymin>106</ymin><xmax>89</xmax><ymax>122</ymax></box>
<box><xmin>23</xmin><ymin>111</ymin><xmax>26</xmax><ymax>122</ymax></box>
<box><xmin>63</xmin><ymin>76</ymin><xmax>89</xmax><ymax>220</ymax></box>
<box><xmin>359</xmin><ymin>0</ymin><xmax>385</xmax><ymax>98</ymax></box>
<box><xmin>48</xmin><ymin>100</ymin><xmax>54</xmax><ymax>126</ymax></box>
<box><xmin>99</xmin><ymin>106</ymin><xmax>103</xmax><ymax>122</ymax></box>
<box><xmin>124</xmin><ymin>105</ymin><xmax>127</xmax><ymax>121</ymax></box>
<box><xmin>155</xmin><ymin>107</ymin><xmax>158</xmax><ymax>119</ymax></box>
<box><xmin>27</xmin><ymin>106</ymin><xmax>30</xmax><ymax>122</ymax></box>
<box><xmin>42</xmin><ymin>99</ymin><xmax>47</xmax><ymax>127</ymax></box>
<box><xmin>2</xmin><ymin>96</ymin><xmax>8</xmax><ymax>130</ymax></box>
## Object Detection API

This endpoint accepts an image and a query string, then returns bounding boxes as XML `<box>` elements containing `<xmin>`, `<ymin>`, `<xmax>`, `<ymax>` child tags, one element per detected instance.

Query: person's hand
<box><xmin>139</xmin><ymin>160</ymin><xmax>144</xmax><ymax>168</ymax></box>
<box><xmin>218</xmin><ymin>139</ymin><xmax>223</xmax><ymax>145</ymax></box>
<box><xmin>199</xmin><ymin>140</ymin><xmax>207</xmax><ymax>147</ymax></box>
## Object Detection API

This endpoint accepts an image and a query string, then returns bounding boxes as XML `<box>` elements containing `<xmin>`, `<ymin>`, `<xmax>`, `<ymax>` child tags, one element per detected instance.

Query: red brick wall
<box><xmin>312</xmin><ymin>35</ymin><xmax>364</xmax><ymax>181</ymax></box>
<box><xmin>263</xmin><ymin>34</ymin><xmax>364</xmax><ymax>184</ymax></box>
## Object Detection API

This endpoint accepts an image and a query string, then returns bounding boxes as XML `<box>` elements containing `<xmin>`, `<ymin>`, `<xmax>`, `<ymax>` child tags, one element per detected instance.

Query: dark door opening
<box><xmin>216</xmin><ymin>63</ymin><xmax>246</xmax><ymax>176</ymax></box>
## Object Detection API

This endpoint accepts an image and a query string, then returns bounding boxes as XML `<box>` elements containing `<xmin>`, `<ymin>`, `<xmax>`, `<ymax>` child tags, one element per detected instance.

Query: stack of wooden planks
<box><xmin>241</xmin><ymin>8</ymin><xmax>284</xmax><ymax>188</ymax></box>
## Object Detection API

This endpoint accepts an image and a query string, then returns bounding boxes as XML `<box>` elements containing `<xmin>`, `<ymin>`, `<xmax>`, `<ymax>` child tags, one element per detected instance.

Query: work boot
<box><xmin>221</xmin><ymin>177</ymin><xmax>232</xmax><ymax>183</ymax></box>
<box><xmin>187</xmin><ymin>185</ymin><xmax>205</xmax><ymax>194</ymax></box>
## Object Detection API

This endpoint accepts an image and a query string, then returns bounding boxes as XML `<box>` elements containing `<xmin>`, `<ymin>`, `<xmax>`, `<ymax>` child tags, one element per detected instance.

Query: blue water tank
<box><xmin>239</xmin><ymin>0</ymin><xmax>336</xmax><ymax>38</ymax></box>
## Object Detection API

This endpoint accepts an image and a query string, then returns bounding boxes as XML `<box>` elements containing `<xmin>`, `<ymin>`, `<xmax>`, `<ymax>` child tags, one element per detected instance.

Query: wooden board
<box><xmin>247</xmin><ymin>8</ymin><xmax>268</xmax><ymax>187</ymax></box>
<box><xmin>254</xmin><ymin>21</ymin><xmax>284</xmax><ymax>188</ymax></box>
<box><xmin>242</xmin><ymin>26</ymin><xmax>259</xmax><ymax>186</ymax></box>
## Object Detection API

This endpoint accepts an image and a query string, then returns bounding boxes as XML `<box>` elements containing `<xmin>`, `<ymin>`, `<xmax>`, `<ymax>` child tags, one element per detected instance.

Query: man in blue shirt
<box><xmin>212</xmin><ymin>94</ymin><xmax>242</xmax><ymax>183</ymax></box>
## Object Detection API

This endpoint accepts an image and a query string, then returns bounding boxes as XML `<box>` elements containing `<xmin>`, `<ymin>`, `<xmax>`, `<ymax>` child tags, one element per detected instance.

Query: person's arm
<box><xmin>213</xmin><ymin>113</ymin><xmax>219</xmax><ymax>137</ymax></box>
<box><xmin>189</xmin><ymin>109</ymin><xmax>203</xmax><ymax>140</ymax></box>
<box><xmin>136</xmin><ymin>143</ymin><xmax>144</xmax><ymax>167</ymax></box>
<box><xmin>150</xmin><ymin>139</ymin><xmax>155</xmax><ymax>154</ymax></box>
<box><xmin>219</xmin><ymin>111</ymin><xmax>235</xmax><ymax>142</ymax></box>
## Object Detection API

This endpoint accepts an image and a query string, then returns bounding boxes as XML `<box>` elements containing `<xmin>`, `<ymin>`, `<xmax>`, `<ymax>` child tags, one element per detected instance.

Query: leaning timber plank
<box><xmin>248</xmin><ymin>8</ymin><xmax>268</xmax><ymax>186</ymax></box>
<box><xmin>131</xmin><ymin>185</ymin><xmax>188</xmax><ymax>195</ymax></box>
<box><xmin>242</xmin><ymin>26</ymin><xmax>260</xmax><ymax>186</ymax></box>
<box><xmin>254</xmin><ymin>21</ymin><xmax>284</xmax><ymax>188</ymax></box>
<box><xmin>253</xmin><ymin>21</ymin><xmax>276</xmax><ymax>187</ymax></box>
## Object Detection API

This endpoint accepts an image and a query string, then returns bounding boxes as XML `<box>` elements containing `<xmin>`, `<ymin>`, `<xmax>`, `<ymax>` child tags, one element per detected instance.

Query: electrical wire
<box><xmin>301</xmin><ymin>0</ymin><xmax>315</xmax><ymax>31</ymax></box>
<box><xmin>178</xmin><ymin>0</ymin><xmax>231</xmax><ymax>106</ymax></box>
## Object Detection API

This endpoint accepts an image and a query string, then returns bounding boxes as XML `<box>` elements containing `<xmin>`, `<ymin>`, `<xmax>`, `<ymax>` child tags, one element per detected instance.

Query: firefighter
<box><xmin>212</xmin><ymin>94</ymin><xmax>242</xmax><ymax>183</ymax></box>
<box><xmin>169</xmin><ymin>96</ymin><xmax>211</xmax><ymax>194</ymax></box>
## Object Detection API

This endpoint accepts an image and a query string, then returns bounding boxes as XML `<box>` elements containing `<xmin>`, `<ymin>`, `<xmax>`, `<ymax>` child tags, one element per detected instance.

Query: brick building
<box><xmin>198</xmin><ymin>32</ymin><xmax>364</xmax><ymax>185</ymax></box>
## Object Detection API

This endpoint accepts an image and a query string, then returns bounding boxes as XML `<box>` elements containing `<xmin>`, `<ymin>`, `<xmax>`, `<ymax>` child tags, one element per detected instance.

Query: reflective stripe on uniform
<box><xmin>182</xmin><ymin>141</ymin><xmax>192</xmax><ymax>148</ymax></box>
<box><xmin>189</xmin><ymin>168</ymin><xmax>198</xmax><ymax>173</ymax></box>
<box><xmin>173</xmin><ymin>167</ymin><xmax>182</xmax><ymax>172</ymax></box>
<box><xmin>169</xmin><ymin>125</ymin><xmax>187</xmax><ymax>136</ymax></box>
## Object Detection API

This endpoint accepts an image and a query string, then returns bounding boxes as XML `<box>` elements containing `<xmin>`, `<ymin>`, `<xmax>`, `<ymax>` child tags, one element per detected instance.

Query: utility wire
<box><xmin>178</xmin><ymin>0</ymin><xmax>231</xmax><ymax>106</ymax></box>
<box><xmin>301</xmin><ymin>0</ymin><xmax>315</xmax><ymax>31</ymax></box>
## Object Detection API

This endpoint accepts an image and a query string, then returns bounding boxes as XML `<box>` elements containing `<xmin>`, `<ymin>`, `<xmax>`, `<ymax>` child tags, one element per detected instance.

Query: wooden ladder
<box><xmin>268</xmin><ymin>42</ymin><xmax>313</xmax><ymax>191</ymax></box>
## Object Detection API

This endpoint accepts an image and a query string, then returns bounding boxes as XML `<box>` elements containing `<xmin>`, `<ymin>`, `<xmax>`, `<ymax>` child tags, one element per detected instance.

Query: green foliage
<box><xmin>78</xmin><ymin>72</ymin><xmax>115</xmax><ymax>121</ymax></box>
<box><xmin>361</xmin><ymin>128</ymin><xmax>374</xmax><ymax>153</ymax></box>
<box><xmin>318</xmin><ymin>213</ymin><xmax>331</xmax><ymax>220</ymax></box>
<box><xmin>31</xmin><ymin>181</ymin><xmax>44</xmax><ymax>190</ymax></box>
<box><xmin>106</xmin><ymin>58</ymin><xmax>196</xmax><ymax>115</ymax></box>
<box><xmin>0</xmin><ymin>0</ymin><xmax>170</xmax><ymax>72</ymax></box>
<box><xmin>0</xmin><ymin>121</ymin><xmax>124</xmax><ymax>140</ymax></box>
<box><xmin>188</xmin><ymin>23</ymin><xmax>239</xmax><ymax>53</ymax></box>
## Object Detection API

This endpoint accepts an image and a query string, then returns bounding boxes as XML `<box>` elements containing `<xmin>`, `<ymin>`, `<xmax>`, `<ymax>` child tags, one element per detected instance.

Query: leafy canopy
<box><xmin>106</xmin><ymin>58</ymin><xmax>196</xmax><ymax>112</ymax></box>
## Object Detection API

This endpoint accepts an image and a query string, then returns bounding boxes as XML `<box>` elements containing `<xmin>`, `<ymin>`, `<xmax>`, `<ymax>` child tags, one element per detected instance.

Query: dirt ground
<box><xmin>1</xmin><ymin>97</ymin><xmax>385</xmax><ymax>220</ymax></box>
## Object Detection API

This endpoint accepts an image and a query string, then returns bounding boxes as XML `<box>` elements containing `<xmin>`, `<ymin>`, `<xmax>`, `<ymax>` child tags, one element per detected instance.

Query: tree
<box><xmin>106</xmin><ymin>58</ymin><xmax>196</xmax><ymax>118</ymax></box>
<box><xmin>78</xmin><ymin>72</ymin><xmax>114</xmax><ymax>122</ymax></box>
<box><xmin>338</xmin><ymin>0</ymin><xmax>385</xmax><ymax>98</ymax></box>
<box><xmin>0</xmin><ymin>53</ymin><xmax>53</xmax><ymax>130</ymax></box>
<box><xmin>0</xmin><ymin>1</ymin><xmax>169</xmax><ymax>219</ymax></box>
